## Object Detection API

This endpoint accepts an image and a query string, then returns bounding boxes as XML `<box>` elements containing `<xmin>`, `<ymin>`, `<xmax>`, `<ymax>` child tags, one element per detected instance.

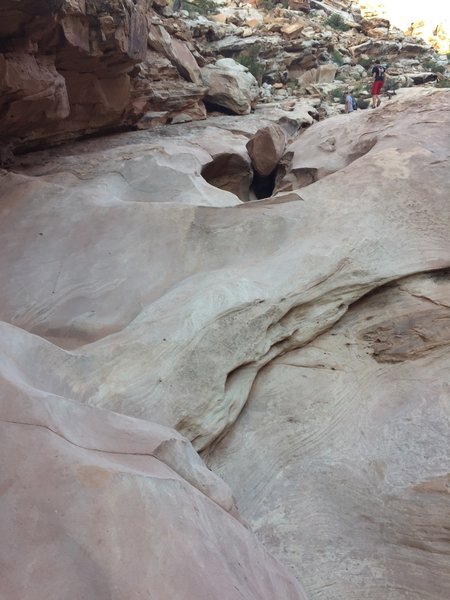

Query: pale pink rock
<box><xmin>0</xmin><ymin>357</ymin><xmax>307</xmax><ymax>600</ymax></box>
<box><xmin>206</xmin><ymin>272</ymin><xmax>450</xmax><ymax>600</ymax></box>
<box><xmin>0</xmin><ymin>88</ymin><xmax>449</xmax><ymax>600</ymax></box>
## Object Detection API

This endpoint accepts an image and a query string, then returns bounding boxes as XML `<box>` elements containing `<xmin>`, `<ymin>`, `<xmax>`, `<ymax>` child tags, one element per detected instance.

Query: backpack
<box><xmin>352</xmin><ymin>97</ymin><xmax>358</xmax><ymax>111</ymax></box>
<box><xmin>376</xmin><ymin>65</ymin><xmax>385</xmax><ymax>81</ymax></box>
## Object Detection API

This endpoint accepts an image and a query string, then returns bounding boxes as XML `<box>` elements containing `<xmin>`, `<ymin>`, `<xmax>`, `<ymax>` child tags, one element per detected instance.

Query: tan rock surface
<box><xmin>206</xmin><ymin>271</ymin><xmax>450</xmax><ymax>599</ymax></box>
<box><xmin>0</xmin><ymin>355</ymin><xmax>307</xmax><ymax>600</ymax></box>
<box><xmin>282</xmin><ymin>20</ymin><xmax>307</xmax><ymax>39</ymax></box>
<box><xmin>0</xmin><ymin>84</ymin><xmax>449</xmax><ymax>600</ymax></box>
<box><xmin>202</xmin><ymin>58</ymin><xmax>260</xmax><ymax>115</ymax></box>
<box><xmin>0</xmin><ymin>88</ymin><xmax>448</xmax><ymax>455</ymax></box>
<box><xmin>1</xmin><ymin>4</ymin><xmax>449</xmax><ymax>598</ymax></box>
<box><xmin>246</xmin><ymin>123</ymin><xmax>288</xmax><ymax>177</ymax></box>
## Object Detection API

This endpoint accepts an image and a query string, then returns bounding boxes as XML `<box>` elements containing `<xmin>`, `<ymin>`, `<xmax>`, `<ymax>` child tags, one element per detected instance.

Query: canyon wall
<box><xmin>1</xmin><ymin>0</ymin><xmax>448</xmax><ymax>155</ymax></box>
<box><xmin>1</xmin><ymin>0</ymin><xmax>150</xmax><ymax>146</ymax></box>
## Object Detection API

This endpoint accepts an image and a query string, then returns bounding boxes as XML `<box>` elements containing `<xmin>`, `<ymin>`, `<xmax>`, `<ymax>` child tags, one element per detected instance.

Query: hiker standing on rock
<box><xmin>345</xmin><ymin>89</ymin><xmax>356</xmax><ymax>114</ymax></box>
<box><xmin>371</xmin><ymin>59</ymin><xmax>385</xmax><ymax>108</ymax></box>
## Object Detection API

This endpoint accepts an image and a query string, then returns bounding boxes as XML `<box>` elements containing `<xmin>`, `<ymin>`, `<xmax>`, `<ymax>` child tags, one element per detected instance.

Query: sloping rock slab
<box><xmin>0</xmin><ymin>90</ymin><xmax>448</xmax><ymax>457</ymax></box>
<box><xmin>0</xmin><ymin>358</ymin><xmax>307</xmax><ymax>600</ymax></box>
<box><xmin>206</xmin><ymin>272</ymin><xmax>450</xmax><ymax>600</ymax></box>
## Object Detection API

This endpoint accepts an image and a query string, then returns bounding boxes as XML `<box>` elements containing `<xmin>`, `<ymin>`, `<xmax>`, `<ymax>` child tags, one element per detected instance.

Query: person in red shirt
<box><xmin>371</xmin><ymin>59</ymin><xmax>385</xmax><ymax>108</ymax></box>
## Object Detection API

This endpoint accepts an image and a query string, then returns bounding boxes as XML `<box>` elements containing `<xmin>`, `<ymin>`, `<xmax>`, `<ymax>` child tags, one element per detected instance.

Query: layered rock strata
<box><xmin>0</xmin><ymin>0</ymin><xmax>149</xmax><ymax>147</ymax></box>
<box><xmin>1</xmin><ymin>0</ymin><xmax>448</xmax><ymax>152</ymax></box>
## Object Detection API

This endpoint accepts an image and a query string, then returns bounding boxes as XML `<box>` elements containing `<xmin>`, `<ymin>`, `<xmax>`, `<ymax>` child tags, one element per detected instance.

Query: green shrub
<box><xmin>325</xmin><ymin>13</ymin><xmax>350</xmax><ymax>32</ymax></box>
<box><xmin>329</xmin><ymin>86</ymin><xmax>345</xmax><ymax>102</ymax></box>
<box><xmin>258</xmin><ymin>0</ymin><xmax>287</xmax><ymax>9</ymax></box>
<box><xmin>179</xmin><ymin>0</ymin><xmax>217</xmax><ymax>15</ymax></box>
<box><xmin>422</xmin><ymin>58</ymin><xmax>446</xmax><ymax>73</ymax></box>
<box><xmin>431</xmin><ymin>63</ymin><xmax>445</xmax><ymax>74</ymax></box>
<box><xmin>236</xmin><ymin>46</ymin><xmax>265</xmax><ymax>84</ymax></box>
<box><xmin>435</xmin><ymin>78</ymin><xmax>450</xmax><ymax>88</ymax></box>
<box><xmin>356</xmin><ymin>98</ymin><xmax>370</xmax><ymax>109</ymax></box>
<box><xmin>383</xmin><ymin>78</ymin><xmax>400</xmax><ymax>92</ymax></box>
<box><xmin>357</xmin><ymin>57</ymin><xmax>372</xmax><ymax>69</ymax></box>
<box><xmin>332</xmin><ymin>49</ymin><xmax>344</xmax><ymax>65</ymax></box>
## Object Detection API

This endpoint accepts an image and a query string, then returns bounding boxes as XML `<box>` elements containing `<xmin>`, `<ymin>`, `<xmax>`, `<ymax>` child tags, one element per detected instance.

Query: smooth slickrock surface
<box><xmin>1</xmin><ymin>88</ymin><xmax>448</xmax><ymax>452</ymax></box>
<box><xmin>0</xmin><ymin>87</ymin><xmax>449</xmax><ymax>599</ymax></box>
<box><xmin>0</xmin><ymin>365</ymin><xmax>307</xmax><ymax>600</ymax></box>
<box><xmin>206</xmin><ymin>272</ymin><xmax>450</xmax><ymax>599</ymax></box>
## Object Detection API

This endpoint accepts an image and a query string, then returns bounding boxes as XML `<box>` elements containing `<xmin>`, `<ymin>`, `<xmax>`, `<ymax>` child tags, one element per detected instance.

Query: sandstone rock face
<box><xmin>148</xmin><ymin>23</ymin><xmax>202</xmax><ymax>85</ymax></box>
<box><xmin>0</xmin><ymin>358</ymin><xmax>307</xmax><ymax>600</ymax></box>
<box><xmin>359</xmin><ymin>0</ymin><xmax>450</xmax><ymax>52</ymax></box>
<box><xmin>206</xmin><ymin>271</ymin><xmax>450</xmax><ymax>600</ymax></box>
<box><xmin>132</xmin><ymin>46</ymin><xmax>207</xmax><ymax>128</ymax></box>
<box><xmin>0</xmin><ymin>88</ymin><xmax>449</xmax><ymax>599</ymax></box>
<box><xmin>0</xmin><ymin>0</ymin><xmax>149</xmax><ymax>147</ymax></box>
<box><xmin>298</xmin><ymin>64</ymin><xmax>337</xmax><ymax>84</ymax></box>
<box><xmin>202</xmin><ymin>58</ymin><xmax>260</xmax><ymax>115</ymax></box>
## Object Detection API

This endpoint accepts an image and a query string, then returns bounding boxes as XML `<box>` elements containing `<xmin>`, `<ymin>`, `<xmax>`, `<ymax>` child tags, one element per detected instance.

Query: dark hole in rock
<box><xmin>251</xmin><ymin>168</ymin><xmax>276</xmax><ymax>200</ymax></box>
<box><xmin>201</xmin><ymin>153</ymin><xmax>253</xmax><ymax>202</ymax></box>
<box><xmin>204</xmin><ymin>101</ymin><xmax>239</xmax><ymax>116</ymax></box>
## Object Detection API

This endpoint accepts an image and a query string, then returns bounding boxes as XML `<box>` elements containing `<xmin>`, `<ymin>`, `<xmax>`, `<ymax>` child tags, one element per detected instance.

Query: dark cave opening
<box><xmin>203</xmin><ymin>101</ymin><xmax>240</xmax><ymax>116</ymax></box>
<box><xmin>250</xmin><ymin>168</ymin><xmax>277</xmax><ymax>200</ymax></box>
<box><xmin>201</xmin><ymin>151</ymin><xmax>281</xmax><ymax>202</ymax></box>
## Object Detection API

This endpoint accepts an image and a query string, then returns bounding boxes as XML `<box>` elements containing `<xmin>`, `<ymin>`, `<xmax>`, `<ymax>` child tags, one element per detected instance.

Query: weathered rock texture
<box><xmin>359</xmin><ymin>0</ymin><xmax>450</xmax><ymax>52</ymax></box>
<box><xmin>202</xmin><ymin>58</ymin><xmax>260</xmax><ymax>115</ymax></box>
<box><xmin>0</xmin><ymin>361</ymin><xmax>307</xmax><ymax>600</ymax></box>
<box><xmin>3</xmin><ymin>0</ymin><xmax>449</xmax><ymax>153</ymax></box>
<box><xmin>206</xmin><ymin>270</ymin><xmax>450</xmax><ymax>600</ymax></box>
<box><xmin>0</xmin><ymin>0</ymin><xmax>150</xmax><ymax>146</ymax></box>
<box><xmin>0</xmin><ymin>87</ymin><xmax>449</xmax><ymax>598</ymax></box>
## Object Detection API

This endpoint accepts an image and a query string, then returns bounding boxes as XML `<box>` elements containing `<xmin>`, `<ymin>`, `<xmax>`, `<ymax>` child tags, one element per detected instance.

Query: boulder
<box><xmin>130</xmin><ymin>49</ymin><xmax>207</xmax><ymax>126</ymax></box>
<box><xmin>350</xmin><ymin>39</ymin><xmax>401</xmax><ymax>56</ymax></box>
<box><xmin>298</xmin><ymin>64</ymin><xmax>337</xmax><ymax>84</ymax></box>
<box><xmin>360</xmin><ymin>17</ymin><xmax>390</xmax><ymax>35</ymax></box>
<box><xmin>246</xmin><ymin>124</ymin><xmax>288</xmax><ymax>176</ymax></box>
<box><xmin>288</xmin><ymin>0</ymin><xmax>311</xmax><ymax>12</ymax></box>
<box><xmin>281</xmin><ymin>19</ymin><xmax>307</xmax><ymax>39</ymax></box>
<box><xmin>201</xmin><ymin>58</ymin><xmax>260</xmax><ymax>115</ymax></box>
<box><xmin>148</xmin><ymin>23</ymin><xmax>202</xmax><ymax>84</ymax></box>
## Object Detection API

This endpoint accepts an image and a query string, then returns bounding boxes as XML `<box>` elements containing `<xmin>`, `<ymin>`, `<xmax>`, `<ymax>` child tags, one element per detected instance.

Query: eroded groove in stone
<box><xmin>206</xmin><ymin>270</ymin><xmax>450</xmax><ymax>599</ymax></box>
